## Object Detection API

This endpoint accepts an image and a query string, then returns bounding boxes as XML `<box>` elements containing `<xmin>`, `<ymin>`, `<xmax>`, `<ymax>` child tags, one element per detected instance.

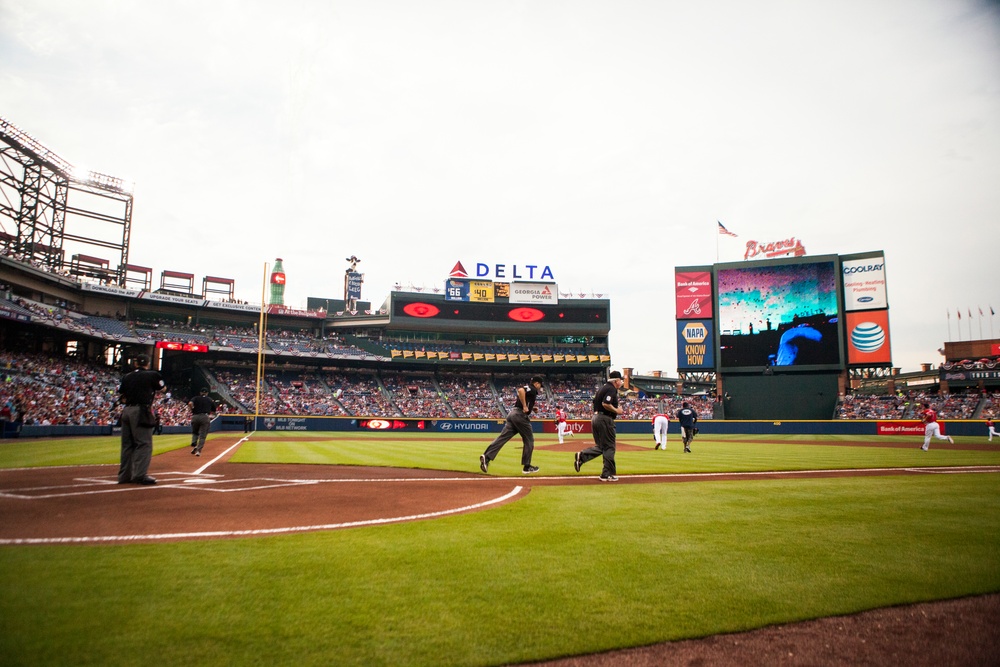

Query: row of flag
<box><xmin>949</xmin><ymin>307</ymin><xmax>995</xmax><ymax>319</ymax></box>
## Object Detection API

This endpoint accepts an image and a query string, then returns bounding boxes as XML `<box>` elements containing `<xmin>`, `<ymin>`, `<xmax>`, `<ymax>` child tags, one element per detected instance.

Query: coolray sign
<box><xmin>842</xmin><ymin>257</ymin><xmax>887</xmax><ymax>311</ymax></box>
<box><xmin>457</xmin><ymin>262</ymin><xmax>555</xmax><ymax>281</ymax></box>
<box><xmin>509</xmin><ymin>281</ymin><xmax>558</xmax><ymax>305</ymax></box>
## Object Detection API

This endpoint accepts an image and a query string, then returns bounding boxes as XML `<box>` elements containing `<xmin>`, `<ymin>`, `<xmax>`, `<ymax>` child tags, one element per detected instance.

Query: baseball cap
<box><xmin>608</xmin><ymin>370</ymin><xmax>623</xmax><ymax>379</ymax></box>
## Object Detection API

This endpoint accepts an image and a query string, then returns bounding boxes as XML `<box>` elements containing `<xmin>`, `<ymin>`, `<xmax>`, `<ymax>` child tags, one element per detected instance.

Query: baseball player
<box><xmin>676</xmin><ymin>401</ymin><xmax>698</xmax><ymax>453</ymax></box>
<box><xmin>555</xmin><ymin>405</ymin><xmax>573</xmax><ymax>444</ymax></box>
<box><xmin>987</xmin><ymin>416</ymin><xmax>998</xmax><ymax>442</ymax></box>
<box><xmin>920</xmin><ymin>402</ymin><xmax>954</xmax><ymax>451</ymax></box>
<box><xmin>651</xmin><ymin>412</ymin><xmax>669</xmax><ymax>450</ymax></box>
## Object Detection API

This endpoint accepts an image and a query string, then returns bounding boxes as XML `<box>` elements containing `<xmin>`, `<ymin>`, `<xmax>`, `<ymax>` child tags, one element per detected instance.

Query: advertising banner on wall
<box><xmin>846</xmin><ymin>310</ymin><xmax>892</xmax><ymax>365</ymax></box>
<box><xmin>445</xmin><ymin>278</ymin><xmax>470</xmax><ymax>301</ymax></box>
<box><xmin>446</xmin><ymin>279</ymin><xmax>496</xmax><ymax>302</ymax></box>
<box><xmin>509</xmin><ymin>282</ymin><xmax>558</xmax><ymax>305</ymax></box>
<box><xmin>675</xmin><ymin>270</ymin><xmax>713</xmax><ymax>319</ymax></box>
<box><xmin>346</xmin><ymin>271</ymin><xmax>364</xmax><ymax>301</ymax></box>
<box><xmin>842</xmin><ymin>256</ymin><xmax>887</xmax><ymax>311</ymax></box>
<box><xmin>676</xmin><ymin>320</ymin><xmax>714</xmax><ymax>369</ymax></box>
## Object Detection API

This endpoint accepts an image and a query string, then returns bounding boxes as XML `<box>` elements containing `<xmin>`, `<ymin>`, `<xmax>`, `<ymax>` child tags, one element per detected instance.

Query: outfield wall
<box><xmin>3</xmin><ymin>416</ymin><xmax>989</xmax><ymax>439</ymax></box>
<box><xmin>212</xmin><ymin>416</ymin><xmax>990</xmax><ymax>439</ymax></box>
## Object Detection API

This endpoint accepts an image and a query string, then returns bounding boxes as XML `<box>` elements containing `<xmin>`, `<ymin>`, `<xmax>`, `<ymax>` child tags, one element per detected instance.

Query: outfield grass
<box><xmin>230</xmin><ymin>430</ymin><xmax>1000</xmax><ymax>476</ymax></box>
<box><xmin>1</xmin><ymin>433</ymin><xmax>999</xmax><ymax>666</ymax></box>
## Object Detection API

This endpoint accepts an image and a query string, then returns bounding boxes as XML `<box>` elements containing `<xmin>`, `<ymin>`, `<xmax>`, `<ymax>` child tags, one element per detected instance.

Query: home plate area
<box><xmin>0</xmin><ymin>462</ymin><xmax>524</xmax><ymax>545</ymax></box>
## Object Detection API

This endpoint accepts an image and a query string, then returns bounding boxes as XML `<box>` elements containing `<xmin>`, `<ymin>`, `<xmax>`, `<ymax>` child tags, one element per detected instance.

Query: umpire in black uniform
<box><xmin>574</xmin><ymin>370</ymin><xmax>624</xmax><ymax>481</ymax></box>
<box><xmin>189</xmin><ymin>388</ymin><xmax>216</xmax><ymax>456</ymax></box>
<box><xmin>118</xmin><ymin>354</ymin><xmax>165</xmax><ymax>485</ymax></box>
<box><xmin>479</xmin><ymin>376</ymin><xmax>544</xmax><ymax>475</ymax></box>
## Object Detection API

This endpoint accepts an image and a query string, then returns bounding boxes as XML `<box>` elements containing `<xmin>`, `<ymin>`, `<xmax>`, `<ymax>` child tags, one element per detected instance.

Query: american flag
<box><xmin>718</xmin><ymin>221</ymin><xmax>738</xmax><ymax>237</ymax></box>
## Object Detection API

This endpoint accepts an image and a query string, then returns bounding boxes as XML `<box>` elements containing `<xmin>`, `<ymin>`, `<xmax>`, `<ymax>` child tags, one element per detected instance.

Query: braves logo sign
<box><xmin>744</xmin><ymin>238</ymin><xmax>806</xmax><ymax>260</ymax></box>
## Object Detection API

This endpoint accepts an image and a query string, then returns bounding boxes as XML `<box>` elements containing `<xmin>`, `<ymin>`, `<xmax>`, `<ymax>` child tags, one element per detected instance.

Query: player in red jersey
<box><xmin>920</xmin><ymin>402</ymin><xmax>954</xmax><ymax>451</ymax></box>
<box><xmin>651</xmin><ymin>412</ymin><xmax>669</xmax><ymax>450</ymax></box>
<box><xmin>987</xmin><ymin>416</ymin><xmax>998</xmax><ymax>442</ymax></box>
<box><xmin>555</xmin><ymin>405</ymin><xmax>573</xmax><ymax>444</ymax></box>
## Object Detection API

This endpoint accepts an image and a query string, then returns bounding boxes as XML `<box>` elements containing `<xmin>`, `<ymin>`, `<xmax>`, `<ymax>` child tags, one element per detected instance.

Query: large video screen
<box><xmin>716</xmin><ymin>257</ymin><xmax>843</xmax><ymax>370</ymax></box>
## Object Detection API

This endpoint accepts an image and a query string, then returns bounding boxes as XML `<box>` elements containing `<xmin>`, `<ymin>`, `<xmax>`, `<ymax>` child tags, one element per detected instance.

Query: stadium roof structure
<box><xmin>0</xmin><ymin>116</ymin><xmax>133</xmax><ymax>281</ymax></box>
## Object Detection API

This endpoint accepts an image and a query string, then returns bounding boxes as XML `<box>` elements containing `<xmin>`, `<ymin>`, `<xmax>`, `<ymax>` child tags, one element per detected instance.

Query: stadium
<box><xmin>2</xmin><ymin>117</ymin><xmax>999</xmax><ymax>665</ymax></box>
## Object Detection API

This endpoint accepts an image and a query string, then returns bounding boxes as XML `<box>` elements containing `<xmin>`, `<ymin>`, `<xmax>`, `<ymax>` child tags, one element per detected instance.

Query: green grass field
<box><xmin>1</xmin><ymin>432</ymin><xmax>999</xmax><ymax>666</ymax></box>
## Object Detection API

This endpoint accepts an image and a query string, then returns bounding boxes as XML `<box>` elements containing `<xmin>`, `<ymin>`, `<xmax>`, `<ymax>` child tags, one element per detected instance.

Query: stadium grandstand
<box><xmin>3</xmin><ymin>116</ymin><xmax>1000</xmax><ymax>437</ymax></box>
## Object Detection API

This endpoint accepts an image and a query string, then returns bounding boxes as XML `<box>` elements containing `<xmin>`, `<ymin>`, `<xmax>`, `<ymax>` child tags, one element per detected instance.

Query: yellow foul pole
<box><xmin>254</xmin><ymin>262</ymin><xmax>268</xmax><ymax>422</ymax></box>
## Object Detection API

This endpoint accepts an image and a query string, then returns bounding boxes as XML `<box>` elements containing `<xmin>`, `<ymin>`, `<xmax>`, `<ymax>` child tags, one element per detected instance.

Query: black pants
<box><xmin>483</xmin><ymin>408</ymin><xmax>534</xmax><ymax>466</ymax></box>
<box><xmin>578</xmin><ymin>414</ymin><xmax>617</xmax><ymax>477</ymax></box>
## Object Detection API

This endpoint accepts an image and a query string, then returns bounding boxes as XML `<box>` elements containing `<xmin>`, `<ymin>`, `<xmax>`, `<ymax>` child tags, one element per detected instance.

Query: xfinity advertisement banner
<box><xmin>843</xmin><ymin>256</ymin><xmax>887</xmax><ymax>311</ymax></box>
<box><xmin>675</xmin><ymin>270</ymin><xmax>712</xmax><ymax>319</ymax></box>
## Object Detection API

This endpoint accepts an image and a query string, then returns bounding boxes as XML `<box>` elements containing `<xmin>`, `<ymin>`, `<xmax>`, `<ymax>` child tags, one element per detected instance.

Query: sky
<box><xmin>1</xmin><ymin>0</ymin><xmax>998</xmax><ymax>375</ymax></box>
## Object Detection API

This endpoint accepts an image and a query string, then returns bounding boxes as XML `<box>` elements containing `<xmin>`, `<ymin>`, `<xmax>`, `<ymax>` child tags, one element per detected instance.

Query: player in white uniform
<box><xmin>986</xmin><ymin>417</ymin><xmax>998</xmax><ymax>442</ymax></box>
<box><xmin>920</xmin><ymin>403</ymin><xmax>954</xmax><ymax>451</ymax></box>
<box><xmin>651</xmin><ymin>412</ymin><xmax>669</xmax><ymax>450</ymax></box>
<box><xmin>555</xmin><ymin>406</ymin><xmax>573</xmax><ymax>444</ymax></box>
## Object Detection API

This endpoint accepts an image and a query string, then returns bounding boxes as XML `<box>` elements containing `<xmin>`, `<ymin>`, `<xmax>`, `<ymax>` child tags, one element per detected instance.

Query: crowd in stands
<box><xmin>835</xmin><ymin>390</ymin><xmax>995</xmax><ymax>419</ymax></box>
<box><xmin>438</xmin><ymin>373</ymin><xmax>502</xmax><ymax>418</ymax></box>
<box><xmin>5</xmin><ymin>348</ymin><xmax>1000</xmax><ymax>427</ymax></box>
<box><xmin>0</xmin><ymin>350</ymin><xmax>207</xmax><ymax>427</ymax></box>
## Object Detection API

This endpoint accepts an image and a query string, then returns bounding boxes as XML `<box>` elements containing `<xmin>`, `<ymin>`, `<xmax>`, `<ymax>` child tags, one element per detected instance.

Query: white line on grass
<box><xmin>194</xmin><ymin>434</ymin><xmax>251</xmax><ymax>474</ymax></box>
<box><xmin>0</xmin><ymin>485</ymin><xmax>526</xmax><ymax>545</ymax></box>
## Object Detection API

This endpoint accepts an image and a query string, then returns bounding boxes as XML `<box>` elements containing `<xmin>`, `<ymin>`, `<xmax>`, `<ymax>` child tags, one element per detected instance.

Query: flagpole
<box><xmin>716</xmin><ymin>221</ymin><xmax>720</xmax><ymax>262</ymax></box>
<box><xmin>947</xmin><ymin>309</ymin><xmax>952</xmax><ymax>341</ymax></box>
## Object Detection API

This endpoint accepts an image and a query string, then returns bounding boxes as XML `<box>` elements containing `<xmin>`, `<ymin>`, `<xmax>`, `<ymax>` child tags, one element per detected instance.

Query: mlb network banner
<box><xmin>509</xmin><ymin>281</ymin><xmax>558</xmax><ymax>305</ymax></box>
<box><xmin>676</xmin><ymin>320</ymin><xmax>714</xmax><ymax>369</ymax></box>
<box><xmin>846</xmin><ymin>310</ymin><xmax>891</xmax><ymax>365</ymax></box>
<box><xmin>842</xmin><ymin>256</ymin><xmax>887</xmax><ymax>311</ymax></box>
<box><xmin>674</xmin><ymin>270</ymin><xmax>713</xmax><ymax>320</ymax></box>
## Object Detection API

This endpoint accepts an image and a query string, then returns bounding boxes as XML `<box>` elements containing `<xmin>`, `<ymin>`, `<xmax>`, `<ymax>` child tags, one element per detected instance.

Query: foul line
<box><xmin>0</xmin><ymin>485</ymin><xmax>526</xmax><ymax>545</ymax></box>
<box><xmin>193</xmin><ymin>435</ymin><xmax>251</xmax><ymax>475</ymax></box>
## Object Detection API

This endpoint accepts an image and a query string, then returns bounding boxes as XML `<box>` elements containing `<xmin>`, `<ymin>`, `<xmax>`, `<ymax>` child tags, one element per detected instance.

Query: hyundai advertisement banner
<box><xmin>846</xmin><ymin>310</ymin><xmax>892</xmax><ymax>365</ymax></box>
<box><xmin>842</xmin><ymin>257</ymin><xmax>887</xmax><ymax>311</ymax></box>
